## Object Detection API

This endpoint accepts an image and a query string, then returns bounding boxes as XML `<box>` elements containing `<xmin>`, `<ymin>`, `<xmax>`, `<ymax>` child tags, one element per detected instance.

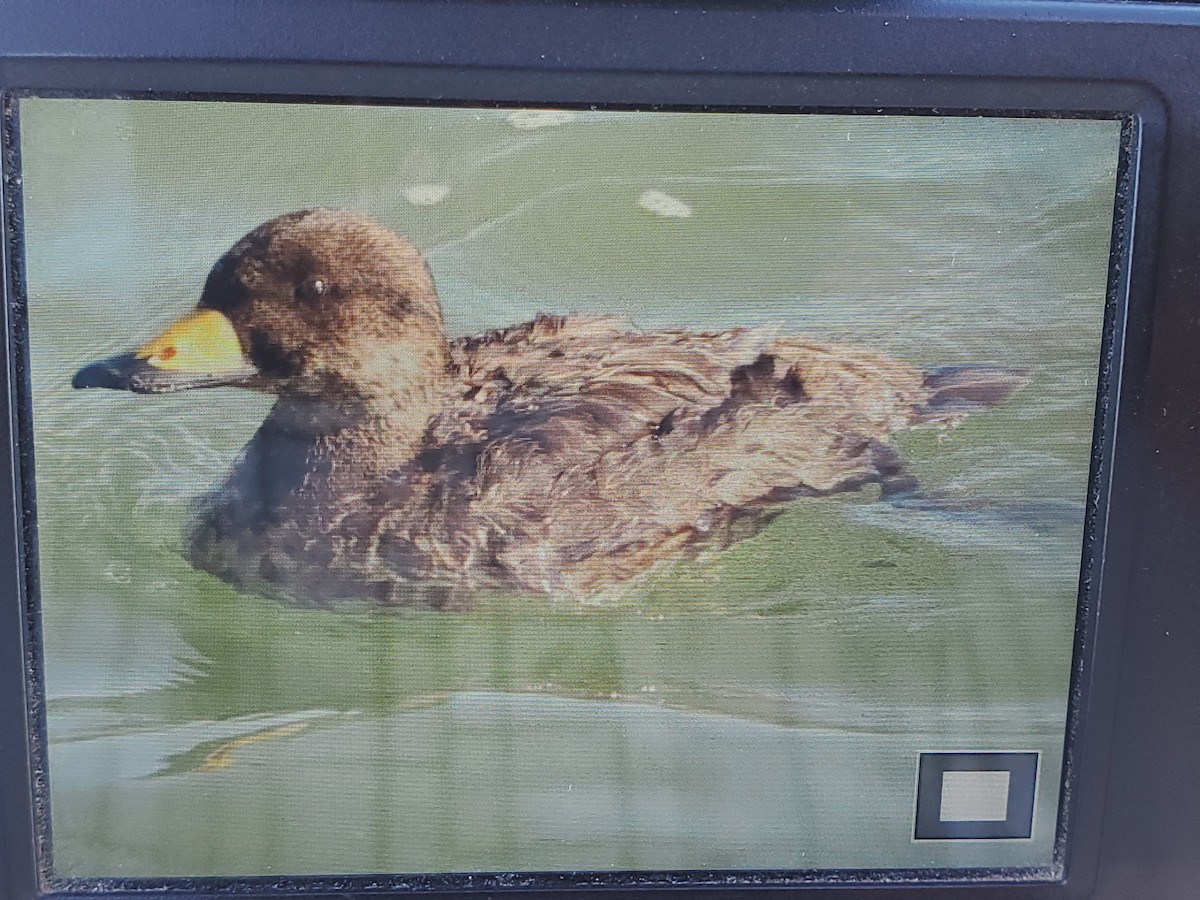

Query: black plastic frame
<box><xmin>0</xmin><ymin>2</ymin><xmax>1196</xmax><ymax>899</ymax></box>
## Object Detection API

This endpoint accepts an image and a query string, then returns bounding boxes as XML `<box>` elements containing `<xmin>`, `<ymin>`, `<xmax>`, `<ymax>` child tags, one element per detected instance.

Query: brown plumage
<box><xmin>73</xmin><ymin>209</ymin><xmax>1026</xmax><ymax>608</ymax></box>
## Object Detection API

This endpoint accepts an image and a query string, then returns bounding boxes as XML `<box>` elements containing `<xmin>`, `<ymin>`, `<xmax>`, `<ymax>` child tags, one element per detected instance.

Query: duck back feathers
<box><xmin>188</xmin><ymin>312</ymin><xmax>1021</xmax><ymax>606</ymax></box>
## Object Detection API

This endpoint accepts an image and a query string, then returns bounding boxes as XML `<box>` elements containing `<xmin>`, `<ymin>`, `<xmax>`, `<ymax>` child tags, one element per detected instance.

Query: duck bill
<box><xmin>72</xmin><ymin>309</ymin><xmax>261</xmax><ymax>394</ymax></box>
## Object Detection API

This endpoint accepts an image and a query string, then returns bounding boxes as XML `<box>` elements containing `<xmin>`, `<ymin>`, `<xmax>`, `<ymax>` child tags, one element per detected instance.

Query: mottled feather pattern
<box><xmin>186</xmin><ymin>311</ymin><xmax>1001</xmax><ymax>606</ymax></box>
<box><xmin>334</xmin><ymin>316</ymin><xmax>931</xmax><ymax>600</ymax></box>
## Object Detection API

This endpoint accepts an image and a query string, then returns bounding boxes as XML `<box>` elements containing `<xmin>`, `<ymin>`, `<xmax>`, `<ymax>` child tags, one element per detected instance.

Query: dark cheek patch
<box><xmin>248</xmin><ymin>328</ymin><xmax>304</xmax><ymax>378</ymax></box>
<box><xmin>199</xmin><ymin>253</ymin><xmax>252</xmax><ymax>313</ymax></box>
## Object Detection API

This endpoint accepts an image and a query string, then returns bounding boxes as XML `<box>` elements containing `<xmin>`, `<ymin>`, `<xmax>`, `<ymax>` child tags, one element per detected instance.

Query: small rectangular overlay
<box><xmin>915</xmin><ymin>752</ymin><xmax>1039</xmax><ymax>840</ymax></box>
<box><xmin>940</xmin><ymin>770</ymin><xmax>1011</xmax><ymax>822</ymax></box>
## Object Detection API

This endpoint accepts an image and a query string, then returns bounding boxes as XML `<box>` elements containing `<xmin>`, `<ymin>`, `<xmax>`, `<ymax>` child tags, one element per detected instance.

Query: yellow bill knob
<box><xmin>136</xmin><ymin>309</ymin><xmax>248</xmax><ymax>373</ymax></box>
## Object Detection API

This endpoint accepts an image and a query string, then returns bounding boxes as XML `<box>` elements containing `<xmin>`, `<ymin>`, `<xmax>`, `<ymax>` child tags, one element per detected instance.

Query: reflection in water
<box><xmin>20</xmin><ymin>100</ymin><xmax>1117</xmax><ymax>877</ymax></box>
<box><xmin>50</xmin><ymin>695</ymin><xmax>1064</xmax><ymax>875</ymax></box>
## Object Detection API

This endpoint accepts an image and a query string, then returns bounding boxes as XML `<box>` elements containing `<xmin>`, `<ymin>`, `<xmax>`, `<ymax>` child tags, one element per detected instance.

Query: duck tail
<box><xmin>916</xmin><ymin>365</ymin><xmax>1030</xmax><ymax>422</ymax></box>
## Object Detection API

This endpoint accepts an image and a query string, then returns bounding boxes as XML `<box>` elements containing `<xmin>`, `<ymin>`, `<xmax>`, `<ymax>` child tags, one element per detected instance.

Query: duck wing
<box><xmin>420</xmin><ymin>315</ymin><xmax>1019</xmax><ymax>596</ymax></box>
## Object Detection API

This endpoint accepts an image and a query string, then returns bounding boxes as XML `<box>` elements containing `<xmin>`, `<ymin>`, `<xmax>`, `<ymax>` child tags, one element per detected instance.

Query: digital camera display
<box><xmin>15</xmin><ymin>99</ymin><xmax>1120</xmax><ymax>878</ymax></box>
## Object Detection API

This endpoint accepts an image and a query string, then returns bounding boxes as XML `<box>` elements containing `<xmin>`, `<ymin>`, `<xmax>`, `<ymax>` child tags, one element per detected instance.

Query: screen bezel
<box><xmin>0</xmin><ymin>77</ymin><xmax>1145</xmax><ymax>900</ymax></box>
<box><xmin>0</xmin><ymin>2</ymin><xmax>1191</xmax><ymax>898</ymax></box>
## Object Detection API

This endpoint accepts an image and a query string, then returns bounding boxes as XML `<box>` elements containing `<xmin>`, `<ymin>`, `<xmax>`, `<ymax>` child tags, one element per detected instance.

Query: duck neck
<box><xmin>268</xmin><ymin>372</ymin><xmax>448</xmax><ymax>485</ymax></box>
<box><xmin>327</xmin><ymin>323</ymin><xmax>452</xmax><ymax>475</ymax></box>
<box><xmin>335</xmin><ymin>399</ymin><xmax>441</xmax><ymax>477</ymax></box>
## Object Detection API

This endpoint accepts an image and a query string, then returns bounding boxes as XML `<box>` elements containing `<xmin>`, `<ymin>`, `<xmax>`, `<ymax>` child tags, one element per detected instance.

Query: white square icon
<box><xmin>939</xmin><ymin>770</ymin><xmax>1011</xmax><ymax>822</ymax></box>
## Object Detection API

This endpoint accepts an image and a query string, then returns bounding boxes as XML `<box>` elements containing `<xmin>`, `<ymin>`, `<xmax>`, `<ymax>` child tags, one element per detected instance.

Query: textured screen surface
<box><xmin>17</xmin><ymin>99</ymin><xmax>1120</xmax><ymax>879</ymax></box>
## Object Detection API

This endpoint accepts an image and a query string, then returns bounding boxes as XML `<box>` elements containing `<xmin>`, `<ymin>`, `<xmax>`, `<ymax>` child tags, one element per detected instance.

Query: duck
<box><xmin>73</xmin><ymin>208</ymin><xmax>1026</xmax><ymax>609</ymax></box>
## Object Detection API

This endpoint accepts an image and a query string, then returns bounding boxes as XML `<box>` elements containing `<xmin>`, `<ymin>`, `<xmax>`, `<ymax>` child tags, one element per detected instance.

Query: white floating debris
<box><xmin>103</xmin><ymin>562</ymin><xmax>133</xmax><ymax>585</ymax></box>
<box><xmin>638</xmin><ymin>189</ymin><xmax>693</xmax><ymax>218</ymax></box>
<box><xmin>403</xmin><ymin>183</ymin><xmax>450</xmax><ymax>206</ymax></box>
<box><xmin>506</xmin><ymin>109</ymin><xmax>577</xmax><ymax>130</ymax></box>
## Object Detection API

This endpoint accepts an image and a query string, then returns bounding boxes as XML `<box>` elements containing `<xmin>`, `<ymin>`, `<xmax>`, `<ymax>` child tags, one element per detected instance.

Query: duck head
<box><xmin>73</xmin><ymin>209</ymin><xmax>451</xmax><ymax>413</ymax></box>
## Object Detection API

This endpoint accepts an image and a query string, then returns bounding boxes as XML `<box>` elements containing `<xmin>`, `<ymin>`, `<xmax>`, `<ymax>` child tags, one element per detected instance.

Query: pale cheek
<box><xmin>373</xmin><ymin>344</ymin><xmax>423</xmax><ymax>381</ymax></box>
<box><xmin>348</xmin><ymin>341</ymin><xmax>437</xmax><ymax>394</ymax></box>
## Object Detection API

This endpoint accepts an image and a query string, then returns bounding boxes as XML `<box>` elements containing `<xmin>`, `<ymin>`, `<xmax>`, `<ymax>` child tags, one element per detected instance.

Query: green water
<box><xmin>18</xmin><ymin>99</ymin><xmax>1119</xmax><ymax>878</ymax></box>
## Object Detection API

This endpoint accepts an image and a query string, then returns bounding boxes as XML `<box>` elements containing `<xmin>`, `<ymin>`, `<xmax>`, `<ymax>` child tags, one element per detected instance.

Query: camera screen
<box><xmin>14</xmin><ymin>98</ymin><xmax>1120</xmax><ymax>880</ymax></box>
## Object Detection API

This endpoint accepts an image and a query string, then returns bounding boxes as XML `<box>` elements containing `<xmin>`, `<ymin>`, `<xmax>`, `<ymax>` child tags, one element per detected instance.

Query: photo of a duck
<box><xmin>73</xmin><ymin>209</ymin><xmax>1027</xmax><ymax>608</ymax></box>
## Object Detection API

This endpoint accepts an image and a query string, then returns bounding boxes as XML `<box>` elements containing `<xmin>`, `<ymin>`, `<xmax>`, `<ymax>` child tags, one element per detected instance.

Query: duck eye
<box><xmin>296</xmin><ymin>276</ymin><xmax>329</xmax><ymax>302</ymax></box>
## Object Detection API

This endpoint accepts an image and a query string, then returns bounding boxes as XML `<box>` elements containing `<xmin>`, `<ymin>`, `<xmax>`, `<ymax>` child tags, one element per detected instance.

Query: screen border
<box><xmin>1</xmin><ymin>1</ymin><xmax>1195</xmax><ymax>899</ymax></box>
<box><xmin>0</xmin><ymin>76</ymin><xmax>1147</xmax><ymax>900</ymax></box>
